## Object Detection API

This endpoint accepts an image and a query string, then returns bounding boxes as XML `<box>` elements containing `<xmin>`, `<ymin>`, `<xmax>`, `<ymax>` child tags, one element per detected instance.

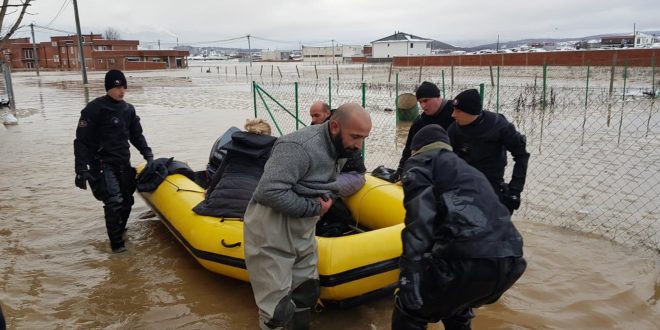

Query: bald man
<box><xmin>309</xmin><ymin>100</ymin><xmax>332</xmax><ymax>125</ymax></box>
<box><xmin>244</xmin><ymin>103</ymin><xmax>372</xmax><ymax>330</ymax></box>
<box><xmin>309</xmin><ymin>101</ymin><xmax>368</xmax><ymax>236</ymax></box>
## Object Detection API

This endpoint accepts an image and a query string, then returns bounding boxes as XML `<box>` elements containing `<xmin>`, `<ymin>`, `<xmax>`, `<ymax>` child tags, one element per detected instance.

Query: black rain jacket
<box><xmin>400</xmin><ymin>142</ymin><xmax>524</xmax><ymax>262</ymax></box>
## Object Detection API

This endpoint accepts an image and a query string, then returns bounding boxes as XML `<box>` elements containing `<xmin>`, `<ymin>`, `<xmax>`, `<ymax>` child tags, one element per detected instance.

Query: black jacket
<box><xmin>448</xmin><ymin>111</ymin><xmax>529</xmax><ymax>194</ymax></box>
<box><xmin>74</xmin><ymin>96</ymin><xmax>152</xmax><ymax>172</ymax></box>
<box><xmin>193</xmin><ymin>131</ymin><xmax>276</xmax><ymax>218</ymax></box>
<box><xmin>401</xmin><ymin>143</ymin><xmax>524</xmax><ymax>261</ymax></box>
<box><xmin>398</xmin><ymin>99</ymin><xmax>454</xmax><ymax>170</ymax></box>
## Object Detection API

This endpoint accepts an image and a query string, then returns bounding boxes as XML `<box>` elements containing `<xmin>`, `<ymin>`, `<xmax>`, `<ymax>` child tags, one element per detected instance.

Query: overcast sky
<box><xmin>8</xmin><ymin>0</ymin><xmax>660</xmax><ymax>48</ymax></box>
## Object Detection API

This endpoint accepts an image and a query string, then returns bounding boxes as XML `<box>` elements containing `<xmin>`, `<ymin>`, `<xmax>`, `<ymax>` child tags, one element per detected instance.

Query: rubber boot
<box><xmin>441</xmin><ymin>308</ymin><xmax>473</xmax><ymax>330</ymax></box>
<box><xmin>287</xmin><ymin>308</ymin><xmax>311</xmax><ymax>330</ymax></box>
<box><xmin>391</xmin><ymin>298</ymin><xmax>427</xmax><ymax>330</ymax></box>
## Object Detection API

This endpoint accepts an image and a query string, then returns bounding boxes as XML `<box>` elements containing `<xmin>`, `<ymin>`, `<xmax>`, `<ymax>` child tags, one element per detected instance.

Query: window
<box><xmin>26</xmin><ymin>61</ymin><xmax>34</xmax><ymax>69</ymax></box>
<box><xmin>24</xmin><ymin>49</ymin><xmax>34</xmax><ymax>59</ymax></box>
<box><xmin>53</xmin><ymin>55</ymin><xmax>59</xmax><ymax>63</ymax></box>
<box><xmin>126</xmin><ymin>56</ymin><xmax>141</xmax><ymax>62</ymax></box>
<box><xmin>109</xmin><ymin>58</ymin><xmax>115</xmax><ymax>64</ymax></box>
<box><xmin>410</xmin><ymin>43</ymin><xmax>414</xmax><ymax>48</ymax></box>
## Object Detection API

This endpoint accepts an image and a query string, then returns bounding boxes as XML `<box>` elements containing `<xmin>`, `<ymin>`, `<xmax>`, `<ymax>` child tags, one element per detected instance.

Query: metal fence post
<box><xmin>581</xmin><ymin>66</ymin><xmax>590</xmax><ymax>145</ymax></box>
<box><xmin>2</xmin><ymin>62</ymin><xmax>16</xmax><ymax>110</ymax></box>
<box><xmin>496</xmin><ymin>66</ymin><xmax>500</xmax><ymax>113</ymax></box>
<box><xmin>441</xmin><ymin>70</ymin><xmax>446</xmax><ymax>99</ymax></box>
<box><xmin>328</xmin><ymin>77</ymin><xmax>332</xmax><ymax>108</ymax></box>
<box><xmin>295</xmin><ymin>82</ymin><xmax>299</xmax><ymax>130</ymax></box>
<box><xmin>617</xmin><ymin>61</ymin><xmax>628</xmax><ymax>145</ymax></box>
<box><xmin>542</xmin><ymin>63</ymin><xmax>548</xmax><ymax>110</ymax></box>
<box><xmin>647</xmin><ymin>55</ymin><xmax>656</xmax><ymax>137</ymax></box>
<box><xmin>252</xmin><ymin>81</ymin><xmax>257</xmax><ymax>118</ymax></box>
<box><xmin>479</xmin><ymin>83</ymin><xmax>485</xmax><ymax>107</ymax></box>
<box><xmin>361</xmin><ymin>81</ymin><xmax>366</xmax><ymax>158</ymax></box>
<box><xmin>395</xmin><ymin>73</ymin><xmax>399</xmax><ymax>124</ymax></box>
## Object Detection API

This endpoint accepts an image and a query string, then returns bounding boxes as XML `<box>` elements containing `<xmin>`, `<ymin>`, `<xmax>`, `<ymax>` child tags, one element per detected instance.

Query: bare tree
<box><xmin>0</xmin><ymin>0</ymin><xmax>32</xmax><ymax>48</ymax></box>
<box><xmin>104</xmin><ymin>27</ymin><xmax>121</xmax><ymax>40</ymax></box>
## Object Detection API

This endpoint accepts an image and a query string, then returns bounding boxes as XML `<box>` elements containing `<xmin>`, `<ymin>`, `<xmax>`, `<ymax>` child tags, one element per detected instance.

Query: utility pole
<box><xmin>30</xmin><ymin>23</ymin><xmax>40</xmax><ymax>76</ymax></box>
<box><xmin>72</xmin><ymin>0</ymin><xmax>88</xmax><ymax>84</ymax></box>
<box><xmin>496</xmin><ymin>34</ymin><xmax>500</xmax><ymax>52</ymax></box>
<box><xmin>158</xmin><ymin>39</ymin><xmax>161</xmax><ymax>50</ymax></box>
<box><xmin>247</xmin><ymin>34</ymin><xmax>252</xmax><ymax>67</ymax></box>
<box><xmin>331</xmin><ymin>39</ymin><xmax>335</xmax><ymax>64</ymax></box>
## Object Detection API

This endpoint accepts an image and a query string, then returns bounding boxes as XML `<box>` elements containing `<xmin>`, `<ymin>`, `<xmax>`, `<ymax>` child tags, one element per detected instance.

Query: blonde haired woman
<box><xmin>194</xmin><ymin>118</ymin><xmax>276</xmax><ymax>218</ymax></box>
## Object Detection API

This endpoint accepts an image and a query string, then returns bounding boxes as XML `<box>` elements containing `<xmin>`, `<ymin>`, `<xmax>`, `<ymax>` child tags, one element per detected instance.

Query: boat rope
<box><xmin>163</xmin><ymin>177</ymin><xmax>205</xmax><ymax>193</ymax></box>
<box><xmin>153</xmin><ymin>171</ymin><xmax>205</xmax><ymax>194</ymax></box>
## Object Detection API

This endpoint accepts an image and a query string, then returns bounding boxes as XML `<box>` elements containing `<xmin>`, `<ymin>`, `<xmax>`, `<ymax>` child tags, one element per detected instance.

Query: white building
<box><xmin>261</xmin><ymin>50</ymin><xmax>292</xmax><ymax>61</ymax></box>
<box><xmin>302</xmin><ymin>45</ymin><xmax>363</xmax><ymax>63</ymax></box>
<box><xmin>634</xmin><ymin>32</ymin><xmax>655</xmax><ymax>48</ymax></box>
<box><xmin>371</xmin><ymin>32</ymin><xmax>432</xmax><ymax>58</ymax></box>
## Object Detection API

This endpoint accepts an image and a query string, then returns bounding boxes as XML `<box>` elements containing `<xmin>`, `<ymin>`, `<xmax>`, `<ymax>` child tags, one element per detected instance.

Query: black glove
<box><xmin>75</xmin><ymin>171</ymin><xmax>95</xmax><ymax>190</ymax></box>
<box><xmin>144</xmin><ymin>155</ymin><xmax>154</xmax><ymax>171</ymax></box>
<box><xmin>389</xmin><ymin>168</ymin><xmax>403</xmax><ymax>183</ymax></box>
<box><xmin>398</xmin><ymin>256</ymin><xmax>424</xmax><ymax>310</ymax></box>
<box><xmin>500</xmin><ymin>183</ymin><xmax>521</xmax><ymax>212</ymax></box>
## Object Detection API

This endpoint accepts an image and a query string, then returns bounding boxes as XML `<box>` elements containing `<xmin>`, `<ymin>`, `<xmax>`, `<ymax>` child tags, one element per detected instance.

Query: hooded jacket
<box><xmin>193</xmin><ymin>131</ymin><xmax>276</xmax><ymax>218</ymax></box>
<box><xmin>401</xmin><ymin>142</ymin><xmax>524</xmax><ymax>261</ymax></box>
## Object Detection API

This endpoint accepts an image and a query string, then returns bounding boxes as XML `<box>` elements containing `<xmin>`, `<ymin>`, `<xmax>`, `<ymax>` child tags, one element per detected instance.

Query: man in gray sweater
<box><xmin>244</xmin><ymin>103</ymin><xmax>372</xmax><ymax>330</ymax></box>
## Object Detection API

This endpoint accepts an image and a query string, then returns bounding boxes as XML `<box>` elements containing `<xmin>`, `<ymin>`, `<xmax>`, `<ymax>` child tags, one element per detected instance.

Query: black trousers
<box><xmin>90</xmin><ymin>163</ymin><xmax>136</xmax><ymax>250</ymax></box>
<box><xmin>392</xmin><ymin>256</ymin><xmax>527</xmax><ymax>330</ymax></box>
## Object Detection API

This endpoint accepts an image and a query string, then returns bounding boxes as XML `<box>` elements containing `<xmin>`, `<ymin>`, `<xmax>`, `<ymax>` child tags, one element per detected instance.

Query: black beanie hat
<box><xmin>415</xmin><ymin>81</ymin><xmax>440</xmax><ymax>100</ymax></box>
<box><xmin>411</xmin><ymin>124</ymin><xmax>450</xmax><ymax>150</ymax></box>
<box><xmin>452</xmin><ymin>89</ymin><xmax>482</xmax><ymax>115</ymax></box>
<box><xmin>105</xmin><ymin>69</ymin><xmax>127</xmax><ymax>91</ymax></box>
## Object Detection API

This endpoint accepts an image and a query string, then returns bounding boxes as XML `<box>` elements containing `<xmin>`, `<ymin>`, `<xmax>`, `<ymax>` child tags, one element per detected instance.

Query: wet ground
<box><xmin>0</xmin><ymin>66</ymin><xmax>658</xmax><ymax>329</ymax></box>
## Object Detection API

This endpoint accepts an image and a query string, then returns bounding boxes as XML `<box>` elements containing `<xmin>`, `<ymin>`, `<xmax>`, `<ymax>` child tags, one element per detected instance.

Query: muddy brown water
<box><xmin>0</xmin><ymin>68</ymin><xmax>658</xmax><ymax>329</ymax></box>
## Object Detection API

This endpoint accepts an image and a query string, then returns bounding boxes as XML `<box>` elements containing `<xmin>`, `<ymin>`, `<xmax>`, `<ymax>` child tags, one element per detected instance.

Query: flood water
<box><xmin>1</xmin><ymin>66</ymin><xmax>659</xmax><ymax>329</ymax></box>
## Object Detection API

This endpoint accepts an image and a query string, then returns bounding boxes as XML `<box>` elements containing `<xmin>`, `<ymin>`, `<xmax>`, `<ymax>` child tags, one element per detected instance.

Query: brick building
<box><xmin>1</xmin><ymin>34</ymin><xmax>189</xmax><ymax>71</ymax></box>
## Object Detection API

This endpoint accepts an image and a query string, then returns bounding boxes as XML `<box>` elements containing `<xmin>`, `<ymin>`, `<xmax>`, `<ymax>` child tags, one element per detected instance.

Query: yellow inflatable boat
<box><xmin>139</xmin><ymin>172</ymin><xmax>405</xmax><ymax>306</ymax></box>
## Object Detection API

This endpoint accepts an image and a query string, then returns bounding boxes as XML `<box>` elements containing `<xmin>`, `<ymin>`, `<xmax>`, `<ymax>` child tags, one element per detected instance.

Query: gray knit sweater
<box><xmin>252</xmin><ymin>121</ymin><xmax>341</xmax><ymax>217</ymax></box>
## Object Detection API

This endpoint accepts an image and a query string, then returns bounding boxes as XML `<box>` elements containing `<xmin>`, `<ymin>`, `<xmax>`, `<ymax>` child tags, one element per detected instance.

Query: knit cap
<box><xmin>105</xmin><ymin>69</ymin><xmax>127</xmax><ymax>91</ymax></box>
<box><xmin>411</xmin><ymin>124</ymin><xmax>450</xmax><ymax>150</ymax></box>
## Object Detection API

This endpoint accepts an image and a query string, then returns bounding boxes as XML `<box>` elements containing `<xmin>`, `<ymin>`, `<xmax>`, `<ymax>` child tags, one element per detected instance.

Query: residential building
<box><xmin>371</xmin><ymin>32</ymin><xmax>432</xmax><ymax>58</ymax></box>
<box><xmin>1</xmin><ymin>34</ymin><xmax>189</xmax><ymax>71</ymax></box>
<box><xmin>302</xmin><ymin>44</ymin><xmax>363</xmax><ymax>63</ymax></box>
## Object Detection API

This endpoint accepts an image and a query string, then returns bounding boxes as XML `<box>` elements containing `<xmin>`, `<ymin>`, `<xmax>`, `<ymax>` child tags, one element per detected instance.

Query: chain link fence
<box><xmin>245</xmin><ymin>62</ymin><xmax>658</xmax><ymax>253</ymax></box>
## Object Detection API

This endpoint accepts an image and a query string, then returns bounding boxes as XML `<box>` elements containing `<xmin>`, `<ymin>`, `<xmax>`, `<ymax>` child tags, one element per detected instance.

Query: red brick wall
<box><xmin>394</xmin><ymin>48</ymin><xmax>659</xmax><ymax>67</ymax></box>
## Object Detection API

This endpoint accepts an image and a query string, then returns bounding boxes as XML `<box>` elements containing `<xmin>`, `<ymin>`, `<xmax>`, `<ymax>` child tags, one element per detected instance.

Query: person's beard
<box><xmin>332</xmin><ymin>129</ymin><xmax>357</xmax><ymax>158</ymax></box>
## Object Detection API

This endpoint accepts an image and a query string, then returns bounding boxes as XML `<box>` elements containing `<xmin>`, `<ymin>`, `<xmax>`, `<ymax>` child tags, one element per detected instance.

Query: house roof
<box><xmin>372</xmin><ymin>32</ymin><xmax>431</xmax><ymax>43</ymax></box>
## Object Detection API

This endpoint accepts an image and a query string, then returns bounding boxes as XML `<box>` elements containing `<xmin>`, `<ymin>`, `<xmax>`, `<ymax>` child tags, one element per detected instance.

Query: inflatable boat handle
<box><xmin>221</xmin><ymin>239</ymin><xmax>241</xmax><ymax>248</ymax></box>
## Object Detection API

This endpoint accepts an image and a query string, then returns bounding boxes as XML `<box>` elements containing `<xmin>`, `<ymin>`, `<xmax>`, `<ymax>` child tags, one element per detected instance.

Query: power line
<box><xmin>32</xmin><ymin>24</ymin><xmax>76</xmax><ymax>35</ymax></box>
<box><xmin>182</xmin><ymin>35</ymin><xmax>247</xmax><ymax>45</ymax></box>
<box><xmin>43</xmin><ymin>0</ymin><xmax>71</xmax><ymax>28</ymax></box>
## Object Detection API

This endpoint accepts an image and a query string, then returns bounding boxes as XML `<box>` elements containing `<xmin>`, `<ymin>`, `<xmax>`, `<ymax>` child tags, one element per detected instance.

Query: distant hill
<box><xmin>466</xmin><ymin>30</ymin><xmax>660</xmax><ymax>51</ymax></box>
<box><xmin>431</xmin><ymin>40</ymin><xmax>458</xmax><ymax>51</ymax></box>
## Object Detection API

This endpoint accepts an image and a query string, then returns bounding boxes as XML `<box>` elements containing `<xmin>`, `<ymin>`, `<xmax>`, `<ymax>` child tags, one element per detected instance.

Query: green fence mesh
<box><xmin>197</xmin><ymin>62</ymin><xmax>658</xmax><ymax>253</ymax></box>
